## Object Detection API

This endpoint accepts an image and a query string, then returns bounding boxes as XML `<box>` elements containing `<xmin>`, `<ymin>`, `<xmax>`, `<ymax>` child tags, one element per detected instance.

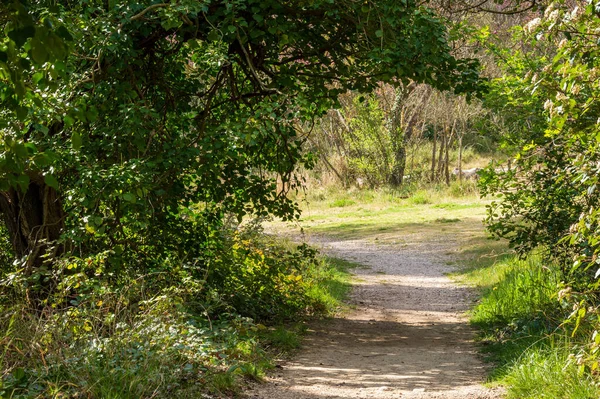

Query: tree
<box><xmin>0</xmin><ymin>0</ymin><xmax>481</xmax><ymax>295</ymax></box>
<box><xmin>387</xmin><ymin>83</ymin><xmax>432</xmax><ymax>186</ymax></box>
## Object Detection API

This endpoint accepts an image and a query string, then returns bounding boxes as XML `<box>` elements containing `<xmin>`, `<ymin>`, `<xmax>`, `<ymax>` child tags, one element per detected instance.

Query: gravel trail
<box><xmin>245</xmin><ymin>230</ymin><xmax>504</xmax><ymax>399</ymax></box>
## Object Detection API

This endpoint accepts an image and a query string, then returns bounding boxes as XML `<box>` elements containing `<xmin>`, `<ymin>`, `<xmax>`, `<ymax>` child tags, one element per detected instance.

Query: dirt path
<box><xmin>245</xmin><ymin>230</ymin><xmax>504</xmax><ymax>399</ymax></box>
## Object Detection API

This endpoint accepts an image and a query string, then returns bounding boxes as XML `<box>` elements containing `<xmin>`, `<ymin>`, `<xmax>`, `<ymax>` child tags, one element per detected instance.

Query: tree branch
<box><xmin>118</xmin><ymin>3</ymin><xmax>170</xmax><ymax>29</ymax></box>
<box><xmin>130</xmin><ymin>3</ymin><xmax>169</xmax><ymax>22</ymax></box>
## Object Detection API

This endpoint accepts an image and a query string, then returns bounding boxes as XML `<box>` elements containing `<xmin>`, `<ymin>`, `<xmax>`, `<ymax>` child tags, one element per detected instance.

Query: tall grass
<box><xmin>456</xmin><ymin>252</ymin><xmax>600</xmax><ymax>397</ymax></box>
<box><xmin>504</xmin><ymin>343</ymin><xmax>600</xmax><ymax>399</ymax></box>
<box><xmin>470</xmin><ymin>255</ymin><xmax>559</xmax><ymax>326</ymax></box>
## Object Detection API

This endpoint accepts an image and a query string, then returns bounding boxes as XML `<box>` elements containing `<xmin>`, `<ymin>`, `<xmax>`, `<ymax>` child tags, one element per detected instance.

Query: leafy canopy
<box><xmin>0</xmin><ymin>0</ymin><xmax>481</xmax><ymax>274</ymax></box>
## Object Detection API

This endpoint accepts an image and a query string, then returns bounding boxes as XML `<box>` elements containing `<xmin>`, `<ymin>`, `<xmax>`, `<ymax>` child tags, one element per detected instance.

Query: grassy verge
<box><xmin>453</xmin><ymin>250</ymin><xmax>600</xmax><ymax>398</ymax></box>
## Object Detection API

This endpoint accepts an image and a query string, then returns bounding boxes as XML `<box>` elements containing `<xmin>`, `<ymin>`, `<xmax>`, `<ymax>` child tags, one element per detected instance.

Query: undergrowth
<box><xmin>0</xmin><ymin>223</ymin><xmax>353</xmax><ymax>398</ymax></box>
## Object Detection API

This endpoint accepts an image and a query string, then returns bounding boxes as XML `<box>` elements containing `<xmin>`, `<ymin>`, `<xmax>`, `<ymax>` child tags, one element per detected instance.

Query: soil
<box><xmin>244</xmin><ymin>228</ymin><xmax>505</xmax><ymax>399</ymax></box>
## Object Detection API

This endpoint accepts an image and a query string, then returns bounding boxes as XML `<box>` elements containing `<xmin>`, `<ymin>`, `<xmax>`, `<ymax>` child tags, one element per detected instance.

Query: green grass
<box><xmin>453</xmin><ymin>249</ymin><xmax>600</xmax><ymax>398</ymax></box>
<box><xmin>262</xmin><ymin>326</ymin><xmax>303</xmax><ymax>352</ymax></box>
<box><xmin>330</xmin><ymin>198</ymin><xmax>356</xmax><ymax>208</ymax></box>
<box><xmin>280</xmin><ymin>186</ymin><xmax>491</xmax><ymax>246</ymax></box>
<box><xmin>409</xmin><ymin>189</ymin><xmax>432</xmax><ymax>205</ymax></box>
<box><xmin>458</xmin><ymin>254</ymin><xmax>559</xmax><ymax>326</ymax></box>
<box><xmin>434</xmin><ymin>217</ymin><xmax>460</xmax><ymax>223</ymax></box>
<box><xmin>503</xmin><ymin>343</ymin><xmax>600</xmax><ymax>399</ymax></box>
<box><xmin>305</xmin><ymin>256</ymin><xmax>359</xmax><ymax>314</ymax></box>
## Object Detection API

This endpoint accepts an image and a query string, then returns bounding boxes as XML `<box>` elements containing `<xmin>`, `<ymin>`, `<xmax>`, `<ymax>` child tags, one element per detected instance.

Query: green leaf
<box><xmin>44</xmin><ymin>174</ymin><xmax>59</xmax><ymax>189</ymax></box>
<box><xmin>45</xmin><ymin>34</ymin><xmax>67</xmax><ymax>60</ymax></box>
<box><xmin>71</xmin><ymin>131</ymin><xmax>82</xmax><ymax>150</ymax></box>
<box><xmin>64</xmin><ymin>115</ymin><xmax>75</xmax><ymax>127</ymax></box>
<box><xmin>375</xmin><ymin>30</ymin><xmax>383</xmax><ymax>38</ymax></box>
<box><xmin>24</xmin><ymin>142</ymin><xmax>38</xmax><ymax>154</ymax></box>
<box><xmin>86</xmin><ymin>106</ymin><xmax>98</xmax><ymax>122</ymax></box>
<box><xmin>56</xmin><ymin>26</ymin><xmax>74</xmax><ymax>41</ymax></box>
<box><xmin>12</xmin><ymin>142</ymin><xmax>28</xmax><ymax>158</ymax></box>
<box><xmin>122</xmin><ymin>193</ymin><xmax>136</xmax><ymax>202</ymax></box>
<box><xmin>31</xmin><ymin>38</ymin><xmax>48</xmax><ymax>64</ymax></box>
<box><xmin>32</xmin><ymin>71</ymin><xmax>44</xmax><ymax>85</ymax></box>
<box><xmin>16</xmin><ymin>174</ymin><xmax>30</xmax><ymax>193</ymax></box>
<box><xmin>15</xmin><ymin>106</ymin><xmax>28</xmax><ymax>120</ymax></box>
<box><xmin>13</xmin><ymin>368</ymin><xmax>26</xmax><ymax>381</ymax></box>
<box><xmin>32</xmin><ymin>152</ymin><xmax>52</xmax><ymax>167</ymax></box>
<box><xmin>207</xmin><ymin>29</ymin><xmax>220</xmax><ymax>41</ymax></box>
<box><xmin>14</xmin><ymin>81</ymin><xmax>26</xmax><ymax>99</ymax></box>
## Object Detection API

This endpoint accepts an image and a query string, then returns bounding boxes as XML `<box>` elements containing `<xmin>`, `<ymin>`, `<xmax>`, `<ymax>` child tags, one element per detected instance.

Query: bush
<box><xmin>0</xmin><ymin>290</ymin><xmax>263</xmax><ymax>398</ymax></box>
<box><xmin>409</xmin><ymin>190</ymin><xmax>432</xmax><ymax>205</ymax></box>
<box><xmin>203</xmin><ymin>222</ymin><xmax>336</xmax><ymax>322</ymax></box>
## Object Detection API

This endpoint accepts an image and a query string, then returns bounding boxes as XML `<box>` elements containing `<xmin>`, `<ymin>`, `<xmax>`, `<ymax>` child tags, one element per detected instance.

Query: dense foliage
<box><xmin>0</xmin><ymin>0</ymin><xmax>479</xmax><ymax>293</ymax></box>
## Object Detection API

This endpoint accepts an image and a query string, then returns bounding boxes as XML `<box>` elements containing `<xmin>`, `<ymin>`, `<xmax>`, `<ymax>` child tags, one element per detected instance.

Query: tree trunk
<box><xmin>444</xmin><ymin>128</ymin><xmax>450</xmax><ymax>185</ymax></box>
<box><xmin>320</xmin><ymin>152</ymin><xmax>346</xmax><ymax>187</ymax></box>
<box><xmin>436</xmin><ymin>127</ymin><xmax>445</xmax><ymax>181</ymax></box>
<box><xmin>431</xmin><ymin>129</ymin><xmax>437</xmax><ymax>182</ymax></box>
<box><xmin>444</xmin><ymin>120</ymin><xmax>456</xmax><ymax>186</ymax></box>
<box><xmin>0</xmin><ymin>175</ymin><xmax>65</xmax><ymax>277</ymax></box>
<box><xmin>390</xmin><ymin>146</ymin><xmax>407</xmax><ymax>186</ymax></box>
<box><xmin>458</xmin><ymin>134</ymin><xmax>463</xmax><ymax>183</ymax></box>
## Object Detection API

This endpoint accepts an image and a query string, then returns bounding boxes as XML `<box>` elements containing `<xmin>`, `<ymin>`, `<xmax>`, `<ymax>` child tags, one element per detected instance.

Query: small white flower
<box><xmin>544</xmin><ymin>99</ymin><xmax>554</xmax><ymax>110</ymax></box>
<box><xmin>525</xmin><ymin>17</ymin><xmax>542</xmax><ymax>33</ymax></box>
<box><xmin>559</xmin><ymin>38</ymin><xmax>568</xmax><ymax>48</ymax></box>
<box><xmin>571</xmin><ymin>6</ymin><xmax>579</xmax><ymax>20</ymax></box>
<box><xmin>571</xmin><ymin>84</ymin><xmax>581</xmax><ymax>95</ymax></box>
